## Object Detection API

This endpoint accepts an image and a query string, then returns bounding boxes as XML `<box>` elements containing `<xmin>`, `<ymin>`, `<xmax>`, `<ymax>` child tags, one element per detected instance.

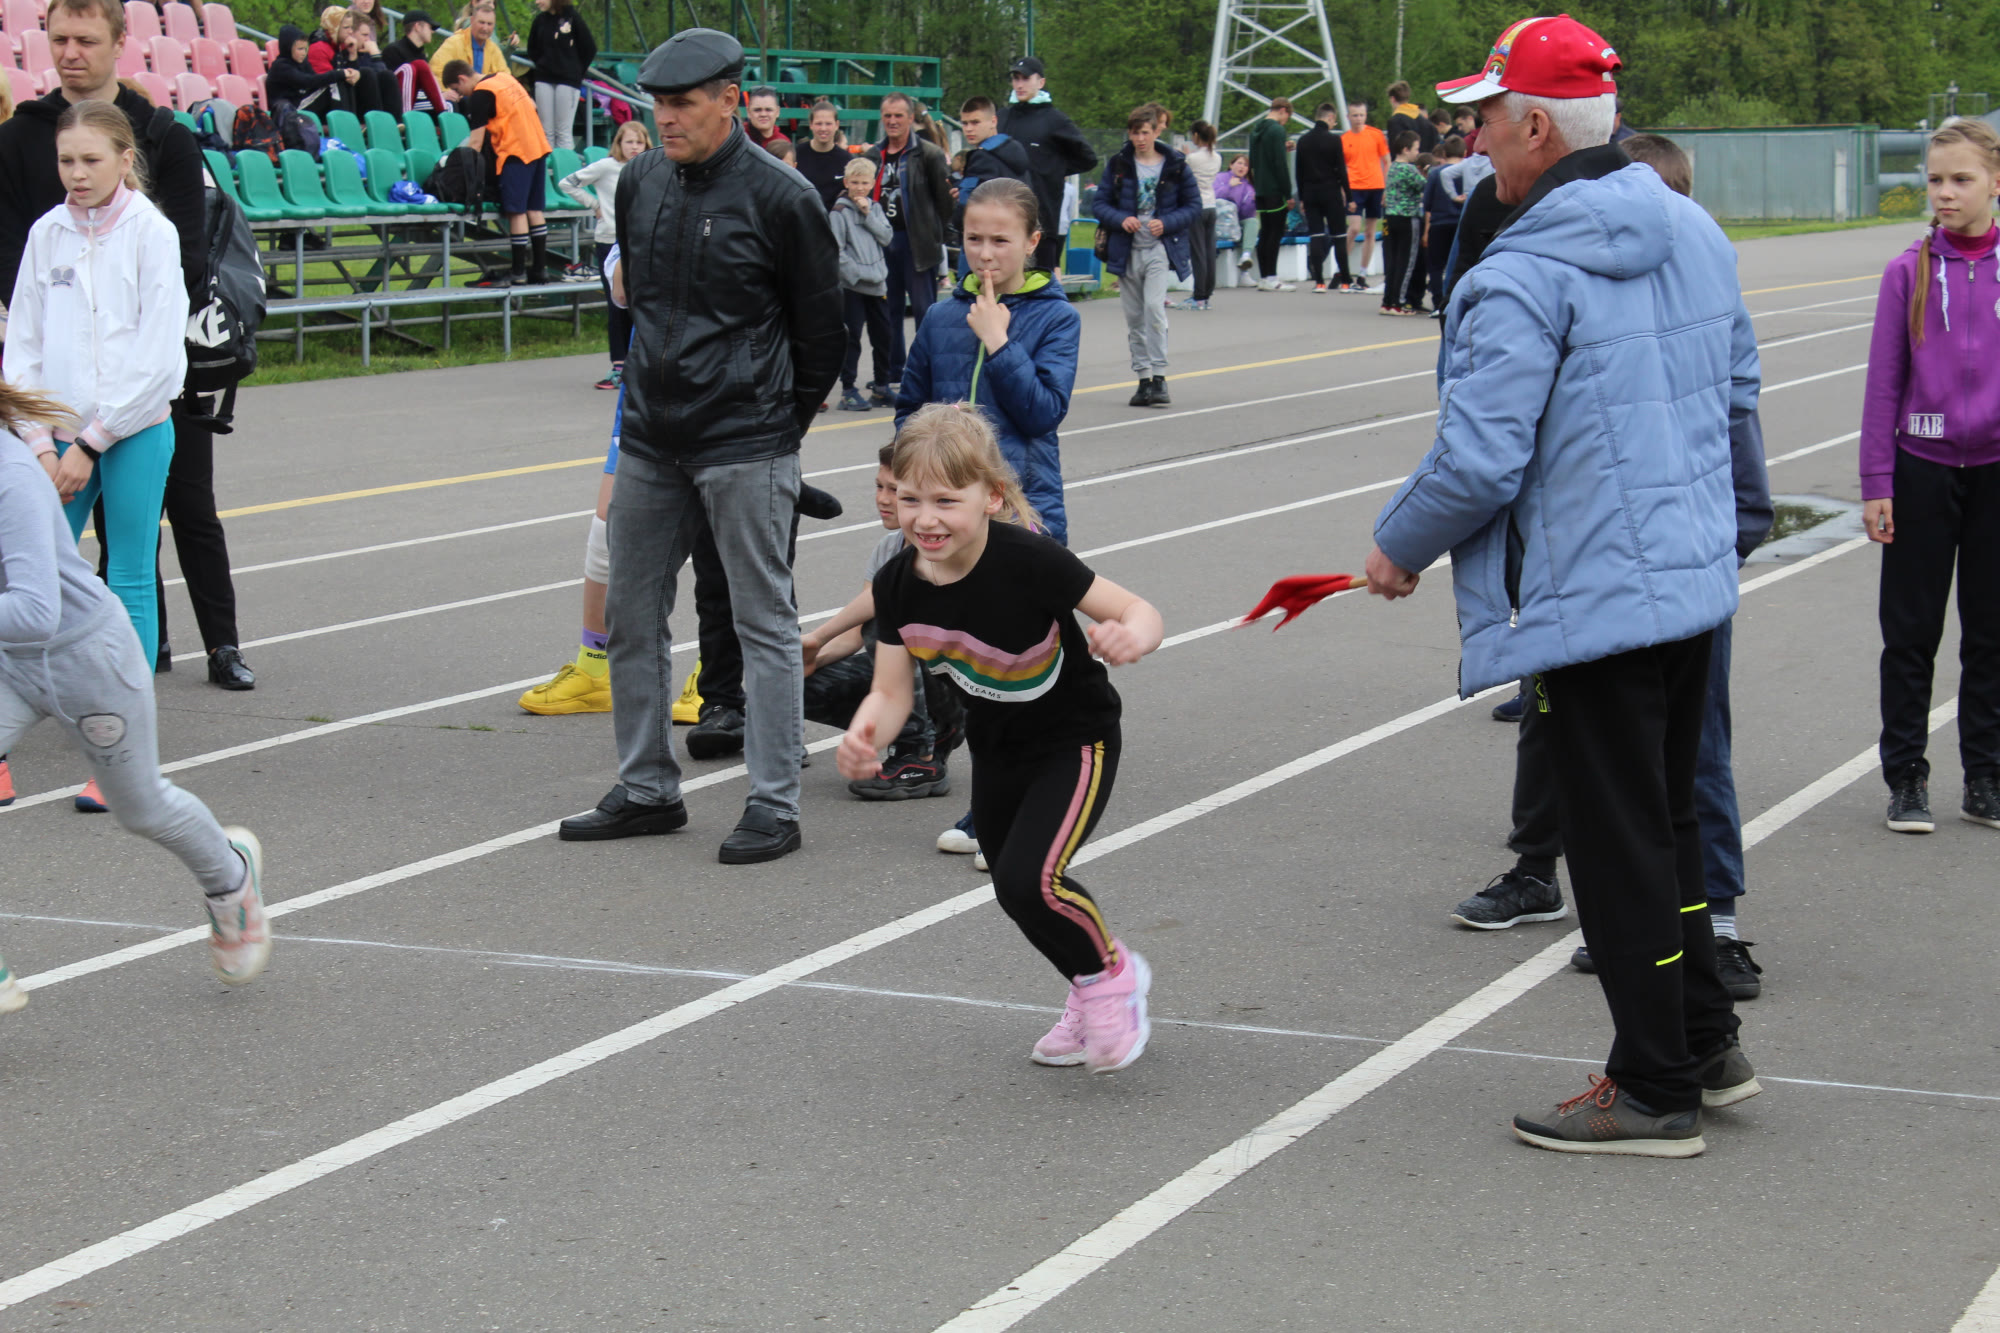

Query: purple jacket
<box><xmin>1860</xmin><ymin>228</ymin><xmax>2000</xmax><ymax>499</ymax></box>
<box><xmin>1214</xmin><ymin>171</ymin><xmax>1257</xmax><ymax>219</ymax></box>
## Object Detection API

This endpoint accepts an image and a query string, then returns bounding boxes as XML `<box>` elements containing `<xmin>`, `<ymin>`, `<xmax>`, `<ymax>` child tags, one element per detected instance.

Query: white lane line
<box><xmin>14</xmin><ymin>910</ymin><xmax>1998</xmax><ymax>1107</ymax></box>
<box><xmin>0</xmin><ymin>681</ymin><xmax>1506</xmax><ymax>1310</ymax></box>
<box><xmin>933</xmin><ymin>684</ymin><xmax>1956</xmax><ymax>1333</ymax></box>
<box><xmin>1748</xmin><ymin>295</ymin><xmax>1874</xmax><ymax>318</ymax></box>
<box><xmin>163</xmin><ymin>511</ymin><xmax>595</xmax><ymax>588</ymax></box>
<box><xmin>1756</xmin><ymin>323</ymin><xmax>1870</xmax><ymax>350</ymax></box>
<box><xmin>1954</xmin><ymin>1263</ymin><xmax>2000</xmax><ymax>1331</ymax></box>
<box><xmin>1739</xmin><ymin>537</ymin><xmax>1870</xmax><ymax>596</ymax></box>
<box><xmin>1768</xmin><ymin>430</ymin><xmax>1859</xmax><ymax>465</ymax></box>
<box><xmin>1764</xmin><ymin>363</ymin><xmax>1868</xmax><ymax>394</ymax></box>
<box><xmin>168</xmin><ymin>580</ymin><xmax>584</xmax><ymax>664</ymax></box>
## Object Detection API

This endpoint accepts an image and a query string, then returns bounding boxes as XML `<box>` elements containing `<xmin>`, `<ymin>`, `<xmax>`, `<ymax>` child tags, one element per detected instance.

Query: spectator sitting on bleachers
<box><xmin>266</xmin><ymin>22</ymin><xmax>355</xmax><ymax>116</ymax></box>
<box><xmin>381</xmin><ymin>9</ymin><xmax>446</xmax><ymax>114</ymax></box>
<box><xmin>430</xmin><ymin>1</ymin><xmax>507</xmax><ymax>88</ymax></box>
<box><xmin>336</xmin><ymin>11</ymin><xmax>400</xmax><ymax>114</ymax></box>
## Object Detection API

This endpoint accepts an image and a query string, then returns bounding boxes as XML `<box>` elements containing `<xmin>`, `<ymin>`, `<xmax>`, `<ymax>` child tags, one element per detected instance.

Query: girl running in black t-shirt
<box><xmin>838</xmin><ymin>404</ymin><xmax>1165</xmax><ymax>1072</ymax></box>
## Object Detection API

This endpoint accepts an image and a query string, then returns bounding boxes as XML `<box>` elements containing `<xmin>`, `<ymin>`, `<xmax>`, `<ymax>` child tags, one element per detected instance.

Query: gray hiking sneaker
<box><xmin>1450</xmin><ymin>868</ymin><xmax>1567</xmax><ymax>930</ymax></box>
<box><xmin>1696</xmin><ymin>1040</ymin><xmax>1762</xmax><ymax>1109</ymax></box>
<box><xmin>1512</xmin><ymin>1075</ymin><xmax>1705</xmax><ymax>1158</ymax></box>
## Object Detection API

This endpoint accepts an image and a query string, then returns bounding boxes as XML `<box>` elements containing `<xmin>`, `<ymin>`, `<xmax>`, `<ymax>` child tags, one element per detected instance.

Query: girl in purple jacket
<box><xmin>1860</xmin><ymin>118</ymin><xmax>2000</xmax><ymax>835</ymax></box>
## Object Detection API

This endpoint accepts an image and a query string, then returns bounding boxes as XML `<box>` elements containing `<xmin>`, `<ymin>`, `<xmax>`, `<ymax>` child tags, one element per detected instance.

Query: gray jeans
<box><xmin>606</xmin><ymin>447</ymin><xmax>804</xmax><ymax>819</ymax></box>
<box><xmin>0</xmin><ymin>599</ymin><xmax>241</xmax><ymax>895</ymax></box>
<box><xmin>1119</xmin><ymin>240</ymin><xmax>1172</xmax><ymax>375</ymax></box>
<box><xmin>534</xmin><ymin>81</ymin><xmax>579</xmax><ymax>150</ymax></box>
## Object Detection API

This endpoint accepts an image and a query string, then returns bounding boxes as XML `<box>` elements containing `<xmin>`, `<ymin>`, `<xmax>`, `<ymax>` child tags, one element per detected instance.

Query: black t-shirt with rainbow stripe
<box><xmin>874</xmin><ymin>521</ymin><xmax>1121</xmax><ymax>757</ymax></box>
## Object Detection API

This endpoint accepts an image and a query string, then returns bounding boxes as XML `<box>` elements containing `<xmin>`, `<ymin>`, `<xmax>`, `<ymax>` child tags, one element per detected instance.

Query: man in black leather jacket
<box><xmin>558</xmin><ymin>28</ymin><xmax>841</xmax><ymax>865</ymax></box>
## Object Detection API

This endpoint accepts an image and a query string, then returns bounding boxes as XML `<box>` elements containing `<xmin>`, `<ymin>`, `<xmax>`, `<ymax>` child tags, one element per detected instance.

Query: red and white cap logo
<box><xmin>1436</xmin><ymin>14</ymin><xmax>1620</xmax><ymax>105</ymax></box>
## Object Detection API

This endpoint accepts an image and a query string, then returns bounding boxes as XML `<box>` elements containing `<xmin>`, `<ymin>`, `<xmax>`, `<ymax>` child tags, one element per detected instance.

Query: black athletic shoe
<box><xmin>1512</xmin><ymin>1075</ymin><xmax>1705</xmax><ymax>1157</ymax></box>
<box><xmin>1149</xmin><ymin>374</ymin><xmax>1170</xmax><ymax>406</ymax></box>
<box><xmin>1714</xmin><ymin>937</ymin><xmax>1763</xmax><ymax>1000</ymax></box>
<box><xmin>156</xmin><ymin>640</ymin><xmax>173</xmax><ymax>674</ymax></box>
<box><xmin>559</xmin><ymin>785</ymin><xmax>689</xmax><ymax>841</ymax></box>
<box><xmin>207</xmin><ymin>645</ymin><xmax>255</xmax><ymax>691</ymax></box>
<box><xmin>1491</xmin><ymin>691</ymin><xmax>1526</xmax><ymax>722</ymax></box>
<box><xmin>1886</xmin><ymin>773</ymin><xmax>1934</xmax><ymax>833</ymax></box>
<box><xmin>1963</xmin><ymin>775</ymin><xmax>2000</xmax><ymax>829</ymax></box>
<box><xmin>718</xmin><ymin>805</ymin><xmax>802</xmax><ymax>864</ymax></box>
<box><xmin>1450</xmin><ymin>868</ymin><xmax>1567</xmax><ymax>930</ymax></box>
<box><xmin>848</xmin><ymin>752</ymin><xmax>950</xmax><ymax>801</ymax></box>
<box><xmin>1695</xmin><ymin>1039</ymin><xmax>1762</xmax><ymax>1108</ymax></box>
<box><xmin>1128</xmin><ymin>378</ymin><xmax>1157</xmax><ymax>407</ymax></box>
<box><xmin>796</xmin><ymin>484</ymin><xmax>844</xmax><ymax>521</ymax></box>
<box><xmin>1570</xmin><ymin>945</ymin><xmax>1594</xmax><ymax>973</ymax></box>
<box><xmin>686</xmin><ymin>705</ymin><xmax>746</xmax><ymax>760</ymax></box>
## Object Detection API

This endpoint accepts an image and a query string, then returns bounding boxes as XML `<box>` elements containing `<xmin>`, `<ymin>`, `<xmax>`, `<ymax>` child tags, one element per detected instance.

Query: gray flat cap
<box><xmin>637</xmin><ymin>28</ymin><xmax>745</xmax><ymax>94</ymax></box>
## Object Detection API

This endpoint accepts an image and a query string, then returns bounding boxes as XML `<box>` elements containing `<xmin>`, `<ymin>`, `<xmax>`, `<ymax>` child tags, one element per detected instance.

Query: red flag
<box><xmin>1238</xmin><ymin>574</ymin><xmax>1364</xmax><ymax>630</ymax></box>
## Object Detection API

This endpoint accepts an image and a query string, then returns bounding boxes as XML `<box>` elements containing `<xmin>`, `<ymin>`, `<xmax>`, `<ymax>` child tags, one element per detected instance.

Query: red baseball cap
<box><xmin>1436</xmin><ymin>14</ymin><xmax>1620</xmax><ymax>105</ymax></box>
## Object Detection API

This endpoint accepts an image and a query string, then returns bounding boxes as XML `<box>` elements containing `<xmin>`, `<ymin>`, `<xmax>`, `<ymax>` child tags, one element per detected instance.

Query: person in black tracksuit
<box><xmin>1293</xmin><ymin>102</ymin><xmax>1351</xmax><ymax>289</ymax></box>
<box><xmin>997</xmin><ymin>58</ymin><xmax>1099</xmax><ymax>273</ymax></box>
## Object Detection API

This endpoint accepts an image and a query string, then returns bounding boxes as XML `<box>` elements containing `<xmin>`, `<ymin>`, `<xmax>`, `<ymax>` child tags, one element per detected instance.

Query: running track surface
<box><xmin>3</xmin><ymin>222</ymin><xmax>1996</xmax><ymax>1332</ymax></box>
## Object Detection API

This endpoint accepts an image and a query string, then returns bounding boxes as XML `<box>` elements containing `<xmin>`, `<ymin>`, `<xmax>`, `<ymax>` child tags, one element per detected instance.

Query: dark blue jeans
<box><xmin>883</xmin><ymin>231</ymin><xmax>938</xmax><ymax>384</ymax></box>
<box><xmin>1694</xmin><ymin>615</ymin><xmax>1744</xmax><ymax>912</ymax></box>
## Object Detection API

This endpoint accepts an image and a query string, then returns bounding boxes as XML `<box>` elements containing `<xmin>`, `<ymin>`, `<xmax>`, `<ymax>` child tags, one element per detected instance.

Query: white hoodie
<box><xmin>2</xmin><ymin>184</ymin><xmax>188</xmax><ymax>458</ymax></box>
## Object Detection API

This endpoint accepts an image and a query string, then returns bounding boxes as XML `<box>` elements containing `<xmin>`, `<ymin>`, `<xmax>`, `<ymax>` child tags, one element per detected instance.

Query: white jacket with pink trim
<box><xmin>2</xmin><ymin>185</ymin><xmax>188</xmax><ymax>457</ymax></box>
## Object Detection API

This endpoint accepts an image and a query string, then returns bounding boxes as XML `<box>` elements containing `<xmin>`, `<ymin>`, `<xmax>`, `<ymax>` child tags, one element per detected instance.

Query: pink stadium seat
<box><xmin>173</xmin><ymin>70</ymin><xmax>209</xmax><ymax>108</ymax></box>
<box><xmin>147</xmin><ymin>34</ymin><xmax>187</xmax><ymax>74</ymax></box>
<box><xmin>249</xmin><ymin>69</ymin><xmax>263</xmax><ymax>107</ymax></box>
<box><xmin>2</xmin><ymin>0</ymin><xmax>35</xmax><ymax>51</ymax></box>
<box><xmin>201</xmin><ymin>2</ymin><xmax>234</xmax><ymax>42</ymax></box>
<box><xmin>36</xmin><ymin>65</ymin><xmax>58</xmax><ymax>92</ymax></box>
<box><xmin>225</xmin><ymin>36</ymin><xmax>261</xmax><ymax>75</ymax></box>
<box><xmin>123</xmin><ymin>0</ymin><xmax>161</xmax><ymax>45</ymax></box>
<box><xmin>16</xmin><ymin>27</ymin><xmax>51</xmax><ymax>79</ymax></box>
<box><xmin>6</xmin><ymin>67</ymin><xmax>34</xmax><ymax>105</ymax></box>
<box><xmin>214</xmin><ymin>69</ymin><xmax>250</xmax><ymax>105</ymax></box>
<box><xmin>190</xmin><ymin>34</ymin><xmax>224</xmax><ymax>81</ymax></box>
<box><xmin>263</xmin><ymin>36</ymin><xmax>276</xmax><ymax>65</ymax></box>
<box><xmin>162</xmin><ymin>1</ymin><xmax>199</xmax><ymax>44</ymax></box>
<box><xmin>116</xmin><ymin>37</ymin><xmax>147</xmax><ymax>76</ymax></box>
<box><xmin>134</xmin><ymin>68</ymin><xmax>172</xmax><ymax>106</ymax></box>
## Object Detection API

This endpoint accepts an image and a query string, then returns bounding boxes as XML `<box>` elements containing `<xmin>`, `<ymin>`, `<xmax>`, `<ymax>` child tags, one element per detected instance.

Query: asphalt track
<box><xmin>3</xmin><ymin>220</ymin><xmax>1996</xmax><ymax>1331</ymax></box>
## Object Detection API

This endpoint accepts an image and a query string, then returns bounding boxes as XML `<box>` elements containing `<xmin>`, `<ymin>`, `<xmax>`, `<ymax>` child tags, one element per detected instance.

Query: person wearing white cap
<box><xmin>1364</xmin><ymin>14</ymin><xmax>1764</xmax><ymax>1157</ymax></box>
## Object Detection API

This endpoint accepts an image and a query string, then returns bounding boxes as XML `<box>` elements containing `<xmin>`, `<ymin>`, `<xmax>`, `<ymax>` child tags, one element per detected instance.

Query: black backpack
<box><xmin>425</xmin><ymin>145</ymin><xmax>488</xmax><ymax>220</ymax></box>
<box><xmin>147</xmin><ymin>109</ymin><xmax>269</xmax><ymax>433</ymax></box>
<box><xmin>271</xmin><ymin>102</ymin><xmax>320</xmax><ymax>157</ymax></box>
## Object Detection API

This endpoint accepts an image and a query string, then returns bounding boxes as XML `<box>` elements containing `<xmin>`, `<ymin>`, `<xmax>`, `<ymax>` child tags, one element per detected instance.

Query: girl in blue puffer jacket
<box><xmin>895</xmin><ymin>177</ymin><xmax>1080</xmax><ymax>545</ymax></box>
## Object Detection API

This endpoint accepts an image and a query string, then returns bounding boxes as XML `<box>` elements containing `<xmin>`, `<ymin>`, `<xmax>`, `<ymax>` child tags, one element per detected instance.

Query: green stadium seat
<box><xmin>402</xmin><ymin>110</ymin><xmax>441</xmax><ymax>157</ymax></box>
<box><xmin>234</xmin><ymin>150</ymin><xmax>317</xmax><ymax>221</ymax></box>
<box><xmin>404</xmin><ymin>148</ymin><xmax>462</xmax><ymax>211</ymax></box>
<box><xmin>583</xmin><ymin>144</ymin><xmax>608</xmax><ymax>164</ymax></box>
<box><xmin>612</xmin><ymin>60</ymin><xmax>639</xmax><ymax>85</ymax></box>
<box><xmin>298</xmin><ymin>108</ymin><xmax>322</xmax><ymax>131</ymax></box>
<box><xmin>364</xmin><ymin>147</ymin><xmax>451</xmax><ymax>213</ymax></box>
<box><xmin>279</xmin><ymin>148</ymin><xmax>368</xmax><ymax>218</ymax></box>
<box><xmin>322</xmin><ymin>148</ymin><xmax>403</xmax><ymax>215</ymax></box>
<box><xmin>201</xmin><ymin>148</ymin><xmax>241</xmax><ymax>200</ymax></box>
<box><xmin>173</xmin><ymin>110</ymin><xmax>198</xmax><ymax>133</ymax></box>
<box><xmin>437</xmin><ymin>110</ymin><xmax>469</xmax><ymax>149</ymax></box>
<box><xmin>324</xmin><ymin>108</ymin><xmax>366</xmax><ymax>150</ymax></box>
<box><xmin>546</xmin><ymin>147</ymin><xmax>583</xmax><ymax>204</ymax></box>
<box><xmin>364</xmin><ymin>109</ymin><xmax>403</xmax><ymax>154</ymax></box>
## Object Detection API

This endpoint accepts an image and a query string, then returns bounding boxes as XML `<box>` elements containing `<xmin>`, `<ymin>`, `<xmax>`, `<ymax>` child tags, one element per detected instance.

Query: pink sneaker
<box><xmin>204</xmin><ymin>827</ymin><xmax>272</xmax><ymax>986</ymax></box>
<box><xmin>1031</xmin><ymin>986</ymin><xmax>1087</xmax><ymax>1066</ymax></box>
<box><xmin>1077</xmin><ymin>944</ymin><xmax>1152</xmax><ymax>1073</ymax></box>
<box><xmin>74</xmin><ymin>779</ymin><xmax>108</xmax><ymax>813</ymax></box>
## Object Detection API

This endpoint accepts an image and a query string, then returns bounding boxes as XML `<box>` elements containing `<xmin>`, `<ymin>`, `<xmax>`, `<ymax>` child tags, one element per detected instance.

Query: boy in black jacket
<box><xmin>1294</xmin><ymin>101</ymin><xmax>1353</xmax><ymax>292</ymax></box>
<box><xmin>951</xmin><ymin>96</ymin><xmax>1033</xmax><ymax>270</ymax></box>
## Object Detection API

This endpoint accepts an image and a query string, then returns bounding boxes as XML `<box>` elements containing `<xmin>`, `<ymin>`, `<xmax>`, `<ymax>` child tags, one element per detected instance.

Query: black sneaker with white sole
<box><xmin>1964</xmin><ymin>774</ymin><xmax>2000</xmax><ymax>829</ymax></box>
<box><xmin>1512</xmin><ymin>1075</ymin><xmax>1705</xmax><ymax>1158</ymax></box>
<box><xmin>1714</xmin><ymin>936</ymin><xmax>1763</xmax><ymax>999</ymax></box>
<box><xmin>1695</xmin><ymin>1040</ymin><xmax>1762</xmax><ymax>1108</ymax></box>
<box><xmin>1450</xmin><ymin>868</ymin><xmax>1567</xmax><ymax>930</ymax></box>
<box><xmin>848</xmin><ymin>752</ymin><xmax>951</xmax><ymax>801</ymax></box>
<box><xmin>1886</xmin><ymin>772</ymin><xmax>1934</xmax><ymax>832</ymax></box>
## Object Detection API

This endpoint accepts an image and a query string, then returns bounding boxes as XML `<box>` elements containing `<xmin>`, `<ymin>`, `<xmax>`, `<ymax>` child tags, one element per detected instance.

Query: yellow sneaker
<box><xmin>671</xmin><ymin>661</ymin><xmax>702</xmax><ymax>725</ymax></box>
<box><xmin>518</xmin><ymin>663</ymin><xmax>612</xmax><ymax>715</ymax></box>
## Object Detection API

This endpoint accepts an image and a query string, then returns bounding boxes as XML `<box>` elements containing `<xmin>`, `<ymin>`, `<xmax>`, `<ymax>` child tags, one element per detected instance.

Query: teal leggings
<box><xmin>59</xmin><ymin>420</ymin><xmax>175</xmax><ymax>667</ymax></box>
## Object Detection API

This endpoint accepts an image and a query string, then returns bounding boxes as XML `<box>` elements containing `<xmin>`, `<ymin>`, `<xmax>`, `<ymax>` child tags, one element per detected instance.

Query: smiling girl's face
<box><xmin>897</xmin><ymin>472</ymin><xmax>1004</xmax><ymax>578</ymax></box>
<box><xmin>57</xmin><ymin>124</ymin><xmax>128</xmax><ymax>209</ymax></box>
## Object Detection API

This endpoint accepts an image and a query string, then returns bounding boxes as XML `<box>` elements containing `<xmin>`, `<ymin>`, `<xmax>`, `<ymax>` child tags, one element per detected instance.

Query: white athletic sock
<box><xmin>1712</xmin><ymin>912</ymin><xmax>1740</xmax><ymax>941</ymax></box>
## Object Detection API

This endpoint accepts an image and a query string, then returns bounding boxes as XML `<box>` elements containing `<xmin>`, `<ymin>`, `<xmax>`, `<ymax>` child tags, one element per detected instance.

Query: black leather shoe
<box><xmin>718</xmin><ymin>805</ymin><xmax>801</xmax><ymax>864</ymax></box>
<box><xmin>559</xmin><ymin>785</ymin><xmax>689</xmax><ymax>841</ymax></box>
<box><xmin>796</xmin><ymin>483</ymin><xmax>844</xmax><ymax>521</ymax></box>
<box><xmin>156</xmin><ymin>641</ymin><xmax>173</xmax><ymax>674</ymax></box>
<box><xmin>686</xmin><ymin>705</ymin><xmax>746</xmax><ymax>760</ymax></box>
<box><xmin>207</xmin><ymin>645</ymin><xmax>255</xmax><ymax>690</ymax></box>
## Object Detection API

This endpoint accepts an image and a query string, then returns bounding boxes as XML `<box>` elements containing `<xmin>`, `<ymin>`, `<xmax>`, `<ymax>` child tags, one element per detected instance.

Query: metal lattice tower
<box><xmin>1203</xmin><ymin>0</ymin><xmax>1351</xmax><ymax>142</ymax></box>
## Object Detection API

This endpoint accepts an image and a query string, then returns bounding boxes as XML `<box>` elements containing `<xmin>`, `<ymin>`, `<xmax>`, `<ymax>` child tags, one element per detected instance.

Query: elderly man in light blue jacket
<box><xmin>1365</xmin><ymin>16</ymin><xmax>1761</xmax><ymax>1160</ymax></box>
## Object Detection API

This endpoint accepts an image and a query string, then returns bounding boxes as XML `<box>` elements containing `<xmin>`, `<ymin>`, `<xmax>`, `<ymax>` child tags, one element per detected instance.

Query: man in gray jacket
<box><xmin>558</xmin><ymin>28</ymin><xmax>842</xmax><ymax>864</ymax></box>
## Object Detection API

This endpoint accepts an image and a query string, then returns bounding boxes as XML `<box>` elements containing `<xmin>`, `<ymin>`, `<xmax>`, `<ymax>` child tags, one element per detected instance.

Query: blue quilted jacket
<box><xmin>1373</xmin><ymin>155</ymin><xmax>1759</xmax><ymax>695</ymax></box>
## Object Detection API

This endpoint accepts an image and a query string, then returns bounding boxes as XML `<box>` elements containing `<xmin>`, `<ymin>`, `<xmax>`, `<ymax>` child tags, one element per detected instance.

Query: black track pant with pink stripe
<box><xmin>971</xmin><ymin>731</ymin><xmax>1122</xmax><ymax>980</ymax></box>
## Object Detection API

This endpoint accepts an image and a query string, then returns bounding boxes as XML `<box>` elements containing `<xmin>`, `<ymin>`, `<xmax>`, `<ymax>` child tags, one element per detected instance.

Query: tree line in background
<box><xmin>224</xmin><ymin>0</ymin><xmax>1997</xmax><ymax>136</ymax></box>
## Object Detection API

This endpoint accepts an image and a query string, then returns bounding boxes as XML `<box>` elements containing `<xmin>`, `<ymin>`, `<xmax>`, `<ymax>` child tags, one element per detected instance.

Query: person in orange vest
<box><xmin>442</xmin><ymin>59</ymin><xmax>554</xmax><ymax>285</ymax></box>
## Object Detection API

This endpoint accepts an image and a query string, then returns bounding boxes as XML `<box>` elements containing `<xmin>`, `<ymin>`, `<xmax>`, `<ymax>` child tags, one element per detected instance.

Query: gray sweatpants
<box><xmin>534</xmin><ymin>81</ymin><xmax>579</xmax><ymax>150</ymax></box>
<box><xmin>0</xmin><ymin>599</ymin><xmax>241</xmax><ymax>895</ymax></box>
<box><xmin>606</xmin><ymin>447</ymin><xmax>804</xmax><ymax>819</ymax></box>
<box><xmin>1119</xmin><ymin>241</ymin><xmax>1172</xmax><ymax>375</ymax></box>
